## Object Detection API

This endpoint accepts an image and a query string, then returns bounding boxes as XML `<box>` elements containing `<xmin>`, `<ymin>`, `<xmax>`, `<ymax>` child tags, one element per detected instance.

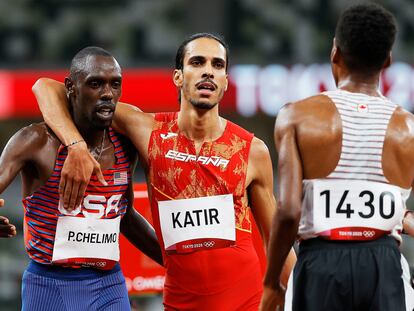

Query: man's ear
<box><xmin>331</xmin><ymin>38</ymin><xmax>341</xmax><ymax>64</ymax></box>
<box><xmin>173</xmin><ymin>69</ymin><xmax>183</xmax><ymax>88</ymax></box>
<box><xmin>65</xmin><ymin>77</ymin><xmax>74</xmax><ymax>97</ymax></box>
<box><xmin>383</xmin><ymin>52</ymin><xmax>392</xmax><ymax>69</ymax></box>
<box><xmin>224</xmin><ymin>73</ymin><xmax>228</xmax><ymax>91</ymax></box>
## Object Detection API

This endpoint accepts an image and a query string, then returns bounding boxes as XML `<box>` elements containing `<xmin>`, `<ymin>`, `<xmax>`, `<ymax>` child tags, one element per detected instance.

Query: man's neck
<box><xmin>75</xmin><ymin>121</ymin><xmax>107</xmax><ymax>148</ymax></box>
<box><xmin>177</xmin><ymin>103</ymin><xmax>225</xmax><ymax>143</ymax></box>
<box><xmin>337</xmin><ymin>72</ymin><xmax>382</xmax><ymax>96</ymax></box>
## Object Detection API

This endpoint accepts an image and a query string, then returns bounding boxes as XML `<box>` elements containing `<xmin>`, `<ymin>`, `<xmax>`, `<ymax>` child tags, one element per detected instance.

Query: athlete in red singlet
<box><xmin>149</xmin><ymin>112</ymin><xmax>263</xmax><ymax>310</ymax></box>
<box><xmin>32</xmin><ymin>33</ymin><xmax>296</xmax><ymax>310</ymax></box>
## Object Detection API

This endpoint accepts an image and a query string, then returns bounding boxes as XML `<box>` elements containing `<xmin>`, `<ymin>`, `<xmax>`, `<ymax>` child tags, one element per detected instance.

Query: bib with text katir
<box><xmin>52</xmin><ymin>216</ymin><xmax>120</xmax><ymax>270</ymax></box>
<box><xmin>158</xmin><ymin>194</ymin><xmax>236</xmax><ymax>254</ymax></box>
<box><xmin>313</xmin><ymin>180</ymin><xmax>404</xmax><ymax>240</ymax></box>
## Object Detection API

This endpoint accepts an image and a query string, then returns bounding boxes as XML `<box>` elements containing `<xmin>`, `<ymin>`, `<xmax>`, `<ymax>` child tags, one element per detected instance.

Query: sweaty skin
<box><xmin>33</xmin><ymin>37</ymin><xmax>296</xmax><ymax>296</ymax></box>
<box><xmin>260</xmin><ymin>39</ymin><xmax>414</xmax><ymax>311</ymax></box>
<box><xmin>0</xmin><ymin>55</ymin><xmax>162</xmax><ymax>266</ymax></box>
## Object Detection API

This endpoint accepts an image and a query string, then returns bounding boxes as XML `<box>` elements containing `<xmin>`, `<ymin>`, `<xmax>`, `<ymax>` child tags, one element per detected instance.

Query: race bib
<box><xmin>158</xmin><ymin>194</ymin><xmax>236</xmax><ymax>253</ymax></box>
<box><xmin>52</xmin><ymin>216</ymin><xmax>121</xmax><ymax>270</ymax></box>
<box><xmin>313</xmin><ymin>180</ymin><xmax>404</xmax><ymax>240</ymax></box>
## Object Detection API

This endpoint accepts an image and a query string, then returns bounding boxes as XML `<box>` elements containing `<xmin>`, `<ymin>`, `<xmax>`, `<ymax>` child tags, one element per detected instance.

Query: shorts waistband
<box><xmin>26</xmin><ymin>260</ymin><xmax>121</xmax><ymax>280</ymax></box>
<box><xmin>299</xmin><ymin>235</ymin><xmax>398</xmax><ymax>252</ymax></box>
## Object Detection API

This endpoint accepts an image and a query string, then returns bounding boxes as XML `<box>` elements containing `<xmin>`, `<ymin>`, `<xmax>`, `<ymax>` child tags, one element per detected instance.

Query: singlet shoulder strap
<box><xmin>224</xmin><ymin>120</ymin><xmax>254</xmax><ymax>142</ymax></box>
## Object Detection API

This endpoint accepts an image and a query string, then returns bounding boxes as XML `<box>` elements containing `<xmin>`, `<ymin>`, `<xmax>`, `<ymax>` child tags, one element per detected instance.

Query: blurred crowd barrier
<box><xmin>2</xmin><ymin>63</ymin><xmax>414</xmax><ymax>121</ymax></box>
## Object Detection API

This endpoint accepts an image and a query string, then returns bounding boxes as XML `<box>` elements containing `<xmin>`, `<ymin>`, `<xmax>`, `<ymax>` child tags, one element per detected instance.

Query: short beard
<box><xmin>91</xmin><ymin>117</ymin><xmax>111</xmax><ymax>130</ymax></box>
<box><xmin>189</xmin><ymin>99</ymin><xmax>218</xmax><ymax>110</ymax></box>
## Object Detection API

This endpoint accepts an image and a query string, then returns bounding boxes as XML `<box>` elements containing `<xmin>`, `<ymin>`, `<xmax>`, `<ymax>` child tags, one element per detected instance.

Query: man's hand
<box><xmin>259</xmin><ymin>284</ymin><xmax>286</xmax><ymax>311</ymax></box>
<box><xmin>60</xmin><ymin>142</ymin><xmax>106</xmax><ymax>211</ymax></box>
<box><xmin>403</xmin><ymin>211</ymin><xmax>414</xmax><ymax>237</ymax></box>
<box><xmin>0</xmin><ymin>199</ymin><xmax>16</xmax><ymax>238</ymax></box>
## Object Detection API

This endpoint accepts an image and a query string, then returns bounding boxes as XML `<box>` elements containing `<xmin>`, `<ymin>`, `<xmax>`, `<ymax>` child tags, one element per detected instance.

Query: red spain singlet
<box><xmin>148</xmin><ymin>112</ymin><xmax>263</xmax><ymax>310</ymax></box>
<box><xmin>22</xmin><ymin>128</ymin><xmax>131</xmax><ymax>270</ymax></box>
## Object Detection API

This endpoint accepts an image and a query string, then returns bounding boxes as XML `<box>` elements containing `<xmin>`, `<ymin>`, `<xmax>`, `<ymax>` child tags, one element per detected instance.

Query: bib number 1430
<box><xmin>320</xmin><ymin>189</ymin><xmax>395</xmax><ymax>220</ymax></box>
<box><xmin>312</xmin><ymin>180</ymin><xmax>404</xmax><ymax>233</ymax></box>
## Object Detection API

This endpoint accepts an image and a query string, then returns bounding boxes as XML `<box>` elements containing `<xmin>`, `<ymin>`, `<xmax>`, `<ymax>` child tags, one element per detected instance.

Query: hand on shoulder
<box><xmin>60</xmin><ymin>141</ymin><xmax>107</xmax><ymax>211</ymax></box>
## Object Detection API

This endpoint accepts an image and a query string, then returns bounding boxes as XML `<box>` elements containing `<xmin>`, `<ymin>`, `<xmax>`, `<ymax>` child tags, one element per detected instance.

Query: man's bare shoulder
<box><xmin>276</xmin><ymin>94</ymin><xmax>334</xmax><ymax>129</ymax></box>
<box><xmin>388</xmin><ymin>106</ymin><xmax>414</xmax><ymax>141</ymax></box>
<box><xmin>250</xmin><ymin>137</ymin><xmax>270</xmax><ymax>161</ymax></box>
<box><xmin>247</xmin><ymin>137</ymin><xmax>273</xmax><ymax>184</ymax></box>
<box><xmin>283</xmin><ymin>94</ymin><xmax>334</xmax><ymax>114</ymax></box>
<box><xmin>14</xmin><ymin>122</ymin><xmax>55</xmax><ymax>146</ymax></box>
<box><xmin>383</xmin><ymin>106</ymin><xmax>414</xmax><ymax>187</ymax></box>
<box><xmin>2</xmin><ymin>122</ymin><xmax>58</xmax><ymax>160</ymax></box>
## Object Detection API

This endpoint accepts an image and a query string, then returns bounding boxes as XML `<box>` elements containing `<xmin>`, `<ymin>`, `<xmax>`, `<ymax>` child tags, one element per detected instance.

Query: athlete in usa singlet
<box><xmin>148</xmin><ymin>112</ymin><xmax>262</xmax><ymax>311</ymax></box>
<box><xmin>23</xmin><ymin>128</ymin><xmax>130</xmax><ymax>269</ymax></box>
<box><xmin>20</xmin><ymin>128</ymin><xmax>133</xmax><ymax>311</ymax></box>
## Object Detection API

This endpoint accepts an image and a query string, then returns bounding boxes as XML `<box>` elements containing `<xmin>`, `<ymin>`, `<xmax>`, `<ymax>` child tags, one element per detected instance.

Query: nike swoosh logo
<box><xmin>160</xmin><ymin>133</ymin><xmax>178</xmax><ymax>139</ymax></box>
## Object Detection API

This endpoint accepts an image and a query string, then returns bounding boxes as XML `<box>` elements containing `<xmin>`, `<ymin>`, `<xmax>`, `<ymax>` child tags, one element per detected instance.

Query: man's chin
<box><xmin>91</xmin><ymin>119</ymin><xmax>112</xmax><ymax>130</ymax></box>
<box><xmin>190</xmin><ymin>99</ymin><xmax>217</xmax><ymax>110</ymax></box>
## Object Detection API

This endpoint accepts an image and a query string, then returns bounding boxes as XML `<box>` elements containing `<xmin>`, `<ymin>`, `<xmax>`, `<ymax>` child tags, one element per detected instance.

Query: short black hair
<box><xmin>175</xmin><ymin>33</ymin><xmax>229</xmax><ymax>72</ymax></box>
<box><xmin>69</xmin><ymin>46</ymin><xmax>113</xmax><ymax>80</ymax></box>
<box><xmin>335</xmin><ymin>3</ymin><xmax>397</xmax><ymax>73</ymax></box>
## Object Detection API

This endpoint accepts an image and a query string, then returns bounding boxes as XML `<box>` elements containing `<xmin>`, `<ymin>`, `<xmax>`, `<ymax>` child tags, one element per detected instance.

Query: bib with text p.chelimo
<box><xmin>52</xmin><ymin>216</ymin><xmax>120</xmax><ymax>269</ymax></box>
<box><xmin>158</xmin><ymin>194</ymin><xmax>236</xmax><ymax>254</ymax></box>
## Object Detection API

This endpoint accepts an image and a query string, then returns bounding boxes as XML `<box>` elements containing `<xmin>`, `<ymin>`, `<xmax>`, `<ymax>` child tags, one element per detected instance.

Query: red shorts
<box><xmin>162</xmin><ymin>231</ymin><xmax>263</xmax><ymax>310</ymax></box>
<box><xmin>163</xmin><ymin>275</ymin><xmax>262</xmax><ymax>311</ymax></box>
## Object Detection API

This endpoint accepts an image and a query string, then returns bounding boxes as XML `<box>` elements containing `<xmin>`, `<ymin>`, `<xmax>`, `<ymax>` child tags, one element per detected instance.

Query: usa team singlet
<box><xmin>21</xmin><ymin>128</ymin><xmax>132</xmax><ymax>311</ymax></box>
<box><xmin>148</xmin><ymin>112</ymin><xmax>262</xmax><ymax>311</ymax></box>
<box><xmin>23</xmin><ymin>128</ymin><xmax>131</xmax><ymax>269</ymax></box>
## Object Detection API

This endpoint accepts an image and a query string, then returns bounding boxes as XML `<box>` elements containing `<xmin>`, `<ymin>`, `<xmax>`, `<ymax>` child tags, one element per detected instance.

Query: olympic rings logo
<box><xmin>363</xmin><ymin>231</ymin><xmax>375</xmax><ymax>238</ymax></box>
<box><xmin>203</xmin><ymin>241</ymin><xmax>215</xmax><ymax>248</ymax></box>
<box><xmin>96</xmin><ymin>261</ymin><xmax>107</xmax><ymax>268</ymax></box>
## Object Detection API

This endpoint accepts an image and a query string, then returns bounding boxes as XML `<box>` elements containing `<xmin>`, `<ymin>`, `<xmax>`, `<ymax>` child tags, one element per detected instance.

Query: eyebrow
<box><xmin>187</xmin><ymin>55</ymin><xmax>226</xmax><ymax>64</ymax></box>
<box><xmin>212</xmin><ymin>57</ymin><xmax>226</xmax><ymax>64</ymax></box>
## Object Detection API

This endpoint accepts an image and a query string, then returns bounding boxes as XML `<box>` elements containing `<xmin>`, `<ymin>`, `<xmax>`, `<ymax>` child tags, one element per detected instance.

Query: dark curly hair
<box><xmin>175</xmin><ymin>33</ymin><xmax>229</xmax><ymax>72</ymax></box>
<box><xmin>335</xmin><ymin>3</ymin><xmax>397</xmax><ymax>73</ymax></box>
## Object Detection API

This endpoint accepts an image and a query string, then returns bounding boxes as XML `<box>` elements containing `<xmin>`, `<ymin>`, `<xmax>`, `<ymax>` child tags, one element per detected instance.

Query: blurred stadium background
<box><xmin>1</xmin><ymin>0</ymin><xmax>414</xmax><ymax>310</ymax></box>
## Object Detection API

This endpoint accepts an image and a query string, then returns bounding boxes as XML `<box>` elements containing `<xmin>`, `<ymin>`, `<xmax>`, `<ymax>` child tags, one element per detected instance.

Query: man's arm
<box><xmin>32</xmin><ymin>78</ymin><xmax>106</xmax><ymax>210</ymax></box>
<box><xmin>119</xmin><ymin>146</ymin><xmax>162</xmax><ymax>265</ymax></box>
<box><xmin>247</xmin><ymin>138</ymin><xmax>296</xmax><ymax>287</ymax></box>
<box><xmin>32</xmin><ymin>78</ymin><xmax>155</xmax><ymax>210</ymax></box>
<box><xmin>260</xmin><ymin>104</ymin><xmax>302</xmax><ymax>311</ymax></box>
<box><xmin>32</xmin><ymin>79</ymin><xmax>81</xmax><ymax>146</ymax></box>
<box><xmin>0</xmin><ymin>126</ymin><xmax>45</xmax><ymax>237</ymax></box>
<box><xmin>120</xmin><ymin>184</ymin><xmax>163</xmax><ymax>266</ymax></box>
<box><xmin>403</xmin><ymin>210</ymin><xmax>414</xmax><ymax>237</ymax></box>
<box><xmin>111</xmin><ymin>103</ymin><xmax>154</xmax><ymax>163</ymax></box>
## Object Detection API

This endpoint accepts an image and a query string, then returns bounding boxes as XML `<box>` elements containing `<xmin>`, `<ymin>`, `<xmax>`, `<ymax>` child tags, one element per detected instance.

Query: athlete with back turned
<box><xmin>261</xmin><ymin>3</ymin><xmax>414</xmax><ymax>311</ymax></box>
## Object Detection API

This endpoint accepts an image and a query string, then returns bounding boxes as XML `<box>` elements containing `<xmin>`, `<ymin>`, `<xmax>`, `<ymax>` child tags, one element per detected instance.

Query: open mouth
<box><xmin>96</xmin><ymin>105</ymin><xmax>115</xmax><ymax>120</ymax></box>
<box><xmin>196</xmin><ymin>81</ymin><xmax>217</xmax><ymax>96</ymax></box>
